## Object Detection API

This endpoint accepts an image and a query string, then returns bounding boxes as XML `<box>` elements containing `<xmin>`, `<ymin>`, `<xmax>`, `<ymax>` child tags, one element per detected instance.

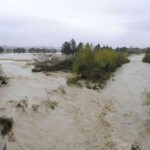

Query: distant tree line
<box><xmin>0</xmin><ymin>47</ymin><xmax>58</xmax><ymax>54</ymax></box>
<box><xmin>0</xmin><ymin>41</ymin><xmax>150</xmax><ymax>55</ymax></box>
<box><xmin>14</xmin><ymin>48</ymin><xmax>26</xmax><ymax>53</ymax></box>
<box><xmin>115</xmin><ymin>47</ymin><xmax>147</xmax><ymax>54</ymax></box>
<box><xmin>28</xmin><ymin>48</ymin><xmax>57</xmax><ymax>53</ymax></box>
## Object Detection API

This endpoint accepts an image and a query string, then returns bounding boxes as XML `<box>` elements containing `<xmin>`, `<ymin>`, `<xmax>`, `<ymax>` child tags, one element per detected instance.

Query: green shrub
<box><xmin>73</xmin><ymin>47</ymin><xmax>129</xmax><ymax>84</ymax></box>
<box><xmin>48</xmin><ymin>58</ymin><xmax>74</xmax><ymax>72</ymax></box>
<box><xmin>143</xmin><ymin>50</ymin><xmax>150</xmax><ymax>63</ymax></box>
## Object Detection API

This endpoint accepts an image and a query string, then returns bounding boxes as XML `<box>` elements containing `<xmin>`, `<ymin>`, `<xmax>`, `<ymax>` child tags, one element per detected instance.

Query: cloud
<box><xmin>0</xmin><ymin>0</ymin><xmax>149</xmax><ymax>47</ymax></box>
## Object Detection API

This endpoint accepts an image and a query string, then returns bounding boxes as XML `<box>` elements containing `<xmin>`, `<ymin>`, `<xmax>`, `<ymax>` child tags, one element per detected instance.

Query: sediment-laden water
<box><xmin>0</xmin><ymin>54</ymin><xmax>149</xmax><ymax>150</ymax></box>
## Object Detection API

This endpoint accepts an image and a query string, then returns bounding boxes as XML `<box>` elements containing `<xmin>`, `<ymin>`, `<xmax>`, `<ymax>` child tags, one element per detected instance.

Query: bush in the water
<box><xmin>43</xmin><ymin>99</ymin><xmax>58</xmax><ymax>110</ymax></box>
<box><xmin>73</xmin><ymin>45</ymin><xmax>129</xmax><ymax>84</ymax></box>
<box><xmin>143</xmin><ymin>50</ymin><xmax>150</xmax><ymax>63</ymax></box>
<box><xmin>131</xmin><ymin>145</ymin><xmax>140</xmax><ymax>150</ymax></box>
<box><xmin>32</xmin><ymin>53</ymin><xmax>73</xmax><ymax>72</ymax></box>
<box><xmin>33</xmin><ymin>53</ymin><xmax>52</xmax><ymax>72</ymax></box>
<box><xmin>32</xmin><ymin>104</ymin><xmax>39</xmax><ymax>112</ymax></box>
<box><xmin>67</xmin><ymin>77</ymin><xmax>82</xmax><ymax>87</ymax></box>
<box><xmin>48</xmin><ymin>58</ymin><xmax>74</xmax><ymax>72</ymax></box>
<box><xmin>0</xmin><ymin>65</ymin><xmax>8</xmax><ymax>85</ymax></box>
<box><xmin>0</xmin><ymin>117</ymin><xmax>13</xmax><ymax>136</ymax></box>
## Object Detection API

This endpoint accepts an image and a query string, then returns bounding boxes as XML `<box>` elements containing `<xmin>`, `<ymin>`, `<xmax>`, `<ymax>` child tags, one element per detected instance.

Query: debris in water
<box><xmin>0</xmin><ymin>117</ymin><xmax>13</xmax><ymax>136</ymax></box>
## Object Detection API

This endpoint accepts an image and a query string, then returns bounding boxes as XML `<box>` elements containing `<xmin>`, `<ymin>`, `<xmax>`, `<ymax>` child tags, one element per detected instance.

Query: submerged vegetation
<box><xmin>131</xmin><ymin>145</ymin><xmax>140</xmax><ymax>150</ymax></box>
<box><xmin>0</xmin><ymin>117</ymin><xmax>13</xmax><ymax>136</ymax></box>
<box><xmin>0</xmin><ymin>65</ymin><xmax>8</xmax><ymax>85</ymax></box>
<box><xmin>43</xmin><ymin>99</ymin><xmax>58</xmax><ymax>110</ymax></box>
<box><xmin>143</xmin><ymin>50</ymin><xmax>150</xmax><ymax>63</ymax></box>
<box><xmin>143</xmin><ymin>90</ymin><xmax>150</xmax><ymax>105</ymax></box>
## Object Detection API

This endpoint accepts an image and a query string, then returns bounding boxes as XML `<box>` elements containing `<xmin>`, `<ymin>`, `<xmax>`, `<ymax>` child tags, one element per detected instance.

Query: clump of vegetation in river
<box><xmin>73</xmin><ymin>43</ymin><xmax>129</xmax><ymax>85</ymax></box>
<box><xmin>58</xmin><ymin>86</ymin><xmax>66</xmax><ymax>95</ymax></box>
<box><xmin>0</xmin><ymin>65</ymin><xmax>9</xmax><ymax>85</ymax></box>
<box><xmin>143</xmin><ymin>90</ymin><xmax>150</xmax><ymax>105</ymax></box>
<box><xmin>48</xmin><ymin>58</ymin><xmax>74</xmax><ymax>72</ymax></box>
<box><xmin>0</xmin><ymin>117</ymin><xmax>13</xmax><ymax>136</ymax></box>
<box><xmin>32</xmin><ymin>104</ymin><xmax>39</xmax><ymax>112</ymax></box>
<box><xmin>66</xmin><ymin>77</ymin><xmax>82</xmax><ymax>87</ymax></box>
<box><xmin>16</xmin><ymin>99</ymin><xmax>28</xmax><ymax>109</ymax></box>
<box><xmin>143</xmin><ymin>49</ymin><xmax>150</xmax><ymax>63</ymax></box>
<box><xmin>43</xmin><ymin>99</ymin><xmax>58</xmax><ymax>110</ymax></box>
<box><xmin>131</xmin><ymin>145</ymin><xmax>140</xmax><ymax>150</ymax></box>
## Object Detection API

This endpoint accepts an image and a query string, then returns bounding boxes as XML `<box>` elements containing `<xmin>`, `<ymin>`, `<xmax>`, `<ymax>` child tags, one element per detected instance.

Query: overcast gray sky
<box><xmin>0</xmin><ymin>0</ymin><xmax>149</xmax><ymax>48</ymax></box>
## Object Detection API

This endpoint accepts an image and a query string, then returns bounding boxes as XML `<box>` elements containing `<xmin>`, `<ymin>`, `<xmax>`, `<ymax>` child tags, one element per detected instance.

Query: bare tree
<box><xmin>34</xmin><ymin>53</ymin><xmax>52</xmax><ymax>72</ymax></box>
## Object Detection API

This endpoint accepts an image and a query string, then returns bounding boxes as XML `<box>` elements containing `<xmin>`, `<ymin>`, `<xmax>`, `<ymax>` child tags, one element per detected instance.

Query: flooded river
<box><xmin>0</xmin><ymin>54</ymin><xmax>150</xmax><ymax>150</ymax></box>
<box><xmin>101</xmin><ymin>54</ymin><xmax>150</xmax><ymax>149</ymax></box>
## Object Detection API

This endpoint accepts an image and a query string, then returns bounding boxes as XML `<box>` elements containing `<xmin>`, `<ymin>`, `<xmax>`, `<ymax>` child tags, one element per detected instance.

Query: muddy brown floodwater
<box><xmin>0</xmin><ymin>54</ymin><xmax>150</xmax><ymax>150</ymax></box>
<box><xmin>101</xmin><ymin>54</ymin><xmax>150</xmax><ymax>150</ymax></box>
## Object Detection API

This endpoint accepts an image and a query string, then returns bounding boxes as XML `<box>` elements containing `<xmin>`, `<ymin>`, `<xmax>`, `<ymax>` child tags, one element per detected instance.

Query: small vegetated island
<box><xmin>143</xmin><ymin>49</ymin><xmax>150</xmax><ymax>63</ymax></box>
<box><xmin>33</xmin><ymin>39</ymin><xmax>129</xmax><ymax>88</ymax></box>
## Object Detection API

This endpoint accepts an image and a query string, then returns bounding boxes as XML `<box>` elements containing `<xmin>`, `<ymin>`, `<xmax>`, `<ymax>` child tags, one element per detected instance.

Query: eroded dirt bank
<box><xmin>0</xmin><ymin>54</ymin><xmax>150</xmax><ymax>150</ymax></box>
